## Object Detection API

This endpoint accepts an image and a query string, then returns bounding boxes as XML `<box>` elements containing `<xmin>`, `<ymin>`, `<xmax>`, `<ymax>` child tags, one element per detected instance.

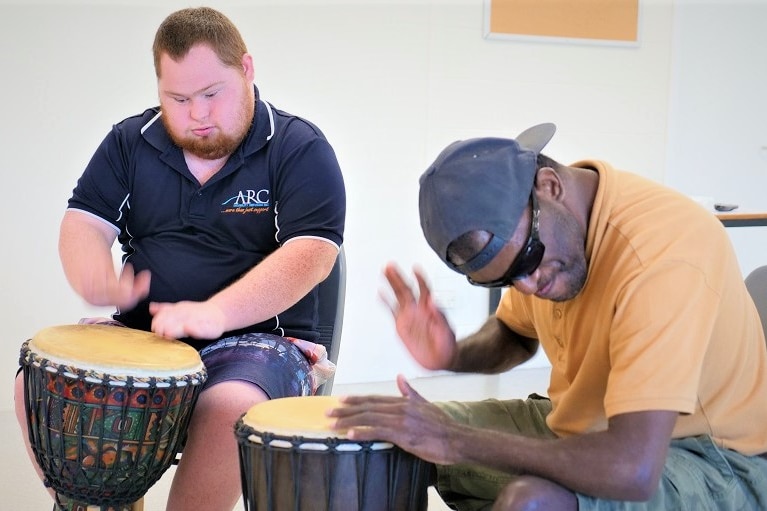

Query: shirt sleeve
<box><xmin>496</xmin><ymin>288</ymin><xmax>539</xmax><ymax>339</ymax></box>
<box><xmin>268</xmin><ymin>119</ymin><xmax>346</xmax><ymax>248</ymax></box>
<box><xmin>67</xmin><ymin>122</ymin><xmax>133</xmax><ymax>233</ymax></box>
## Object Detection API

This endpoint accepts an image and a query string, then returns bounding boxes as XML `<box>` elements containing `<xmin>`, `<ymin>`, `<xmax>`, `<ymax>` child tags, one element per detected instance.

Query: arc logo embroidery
<box><xmin>221</xmin><ymin>189</ymin><xmax>270</xmax><ymax>215</ymax></box>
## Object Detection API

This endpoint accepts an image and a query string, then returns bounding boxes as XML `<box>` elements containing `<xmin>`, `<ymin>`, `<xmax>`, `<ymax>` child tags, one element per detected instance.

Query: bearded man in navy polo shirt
<box><xmin>14</xmin><ymin>7</ymin><xmax>345</xmax><ymax>511</ymax></box>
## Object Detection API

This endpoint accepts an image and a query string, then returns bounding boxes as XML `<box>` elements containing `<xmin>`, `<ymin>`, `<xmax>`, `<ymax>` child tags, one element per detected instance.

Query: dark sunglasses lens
<box><xmin>507</xmin><ymin>241</ymin><xmax>545</xmax><ymax>281</ymax></box>
<box><xmin>467</xmin><ymin>240</ymin><xmax>545</xmax><ymax>288</ymax></box>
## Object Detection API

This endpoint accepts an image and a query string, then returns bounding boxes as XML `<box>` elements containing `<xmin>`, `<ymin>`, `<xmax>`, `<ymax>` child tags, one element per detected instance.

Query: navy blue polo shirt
<box><xmin>68</xmin><ymin>91</ymin><xmax>346</xmax><ymax>350</ymax></box>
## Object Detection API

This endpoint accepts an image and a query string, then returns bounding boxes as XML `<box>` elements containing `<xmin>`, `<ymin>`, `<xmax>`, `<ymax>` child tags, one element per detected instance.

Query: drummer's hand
<box><xmin>381</xmin><ymin>263</ymin><xmax>457</xmax><ymax>370</ymax></box>
<box><xmin>110</xmin><ymin>263</ymin><xmax>151</xmax><ymax>311</ymax></box>
<box><xmin>328</xmin><ymin>375</ymin><xmax>462</xmax><ymax>466</ymax></box>
<box><xmin>149</xmin><ymin>300</ymin><xmax>227</xmax><ymax>340</ymax></box>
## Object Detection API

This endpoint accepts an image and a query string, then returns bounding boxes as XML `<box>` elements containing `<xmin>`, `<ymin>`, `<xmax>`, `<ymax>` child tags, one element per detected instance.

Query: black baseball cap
<box><xmin>419</xmin><ymin>123</ymin><xmax>556</xmax><ymax>274</ymax></box>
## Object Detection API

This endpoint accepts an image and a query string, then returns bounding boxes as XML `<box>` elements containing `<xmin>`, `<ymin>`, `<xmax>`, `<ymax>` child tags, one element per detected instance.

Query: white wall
<box><xmin>1</xmin><ymin>0</ymin><xmax>763</xmax><ymax>412</ymax></box>
<box><xmin>665</xmin><ymin>0</ymin><xmax>767</xmax><ymax>276</ymax></box>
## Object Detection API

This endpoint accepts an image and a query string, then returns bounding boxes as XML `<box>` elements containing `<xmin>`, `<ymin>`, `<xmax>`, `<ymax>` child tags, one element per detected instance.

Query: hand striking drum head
<box><xmin>19</xmin><ymin>324</ymin><xmax>207</xmax><ymax>511</ymax></box>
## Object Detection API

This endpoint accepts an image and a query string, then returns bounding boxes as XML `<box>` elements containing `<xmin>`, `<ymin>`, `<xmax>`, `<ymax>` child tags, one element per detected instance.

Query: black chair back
<box><xmin>315</xmin><ymin>247</ymin><xmax>346</xmax><ymax>395</ymax></box>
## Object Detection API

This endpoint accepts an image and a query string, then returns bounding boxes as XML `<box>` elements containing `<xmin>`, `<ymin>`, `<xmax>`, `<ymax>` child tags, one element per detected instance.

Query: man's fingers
<box><xmin>334</xmin><ymin>394</ymin><xmax>405</xmax><ymax>410</ymax></box>
<box><xmin>395</xmin><ymin>374</ymin><xmax>427</xmax><ymax>402</ymax></box>
<box><xmin>112</xmin><ymin>264</ymin><xmax>151</xmax><ymax>310</ymax></box>
<box><xmin>377</xmin><ymin>288</ymin><xmax>397</xmax><ymax>316</ymax></box>
<box><xmin>383</xmin><ymin>264</ymin><xmax>418</xmax><ymax>304</ymax></box>
<box><xmin>329</xmin><ymin>407</ymin><xmax>405</xmax><ymax>442</ymax></box>
<box><xmin>413</xmin><ymin>269</ymin><xmax>435</xmax><ymax>307</ymax></box>
<box><xmin>134</xmin><ymin>269</ymin><xmax>151</xmax><ymax>293</ymax></box>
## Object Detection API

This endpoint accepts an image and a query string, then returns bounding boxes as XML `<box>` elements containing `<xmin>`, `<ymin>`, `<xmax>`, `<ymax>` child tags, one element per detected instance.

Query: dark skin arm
<box><xmin>381</xmin><ymin>263</ymin><xmax>537</xmax><ymax>372</ymax></box>
<box><xmin>363</xmin><ymin>264</ymin><xmax>677</xmax><ymax>500</ymax></box>
<box><xmin>330</xmin><ymin>375</ymin><xmax>677</xmax><ymax>502</ymax></box>
<box><xmin>451</xmin><ymin>313</ymin><xmax>538</xmax><ymax>374</ymax></box>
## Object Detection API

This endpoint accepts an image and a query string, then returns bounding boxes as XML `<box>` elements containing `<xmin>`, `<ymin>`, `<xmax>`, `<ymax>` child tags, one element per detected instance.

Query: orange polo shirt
<box><xmin>497</xmin><ymin>160</ymin><xmax>767</xmax><ymax>455</ymax></box>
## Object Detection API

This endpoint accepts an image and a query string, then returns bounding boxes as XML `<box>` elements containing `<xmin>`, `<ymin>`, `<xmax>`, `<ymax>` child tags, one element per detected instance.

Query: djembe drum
<box><xmin>236</xmin><ymin>396</ymin><xmax>429</xmax><ymax>511</ymax></box>
<box><xmin>19</xmin><ymin>324</ymin><xmax>207</xmax><ymax>511</ymax></box>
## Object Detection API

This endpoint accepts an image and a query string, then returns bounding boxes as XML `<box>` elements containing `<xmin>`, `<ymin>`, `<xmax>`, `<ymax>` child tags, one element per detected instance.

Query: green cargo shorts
<box><xmin>434</xmin><ymin>395</ymin><xmax>767</xmax><ymax>511</ymax></box>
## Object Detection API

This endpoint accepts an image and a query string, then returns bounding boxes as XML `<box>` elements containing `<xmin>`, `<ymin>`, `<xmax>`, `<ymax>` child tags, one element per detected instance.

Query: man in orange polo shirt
<box><xmin>331</xmin><ymin>123</ymin><xmax>767</xmax><ymax>510</ymax></box>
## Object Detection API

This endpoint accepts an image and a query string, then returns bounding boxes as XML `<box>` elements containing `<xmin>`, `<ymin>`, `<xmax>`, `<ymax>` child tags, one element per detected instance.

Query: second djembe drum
<box><xmin>236</xmin><ymin>395</ymin><xmax>429</xmax><ymax>511</ymax></box>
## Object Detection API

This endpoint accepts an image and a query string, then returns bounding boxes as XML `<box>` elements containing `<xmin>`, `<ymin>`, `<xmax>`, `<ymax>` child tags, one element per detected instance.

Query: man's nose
<box><xmin>189</xmin><ymin>99</ymin><xmax>210</xmax><ymax>121</ymax></box>
<box><xmin>512</xmin><ymin>269</ymin><xmax>541</xmax><ymax>295</ymax></box>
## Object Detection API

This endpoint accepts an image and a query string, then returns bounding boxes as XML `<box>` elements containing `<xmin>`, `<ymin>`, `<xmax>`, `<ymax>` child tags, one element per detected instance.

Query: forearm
<box><xmin>58</xmin><ymin>211</ymin><xmax>120</xmax><ymax>306</ymax></box>
<box><xmin>334</xmin><ymin>383</ymin><xmax>671</xmax><ymax>502</ymax></box>
<box><xmin>448</xmin><ymin>411</ymin><xmax>674</xmax><ymax>501</ymax></box>
<box><xmin>207</xmin><ymin>239</ymin><xmax>338</xmax><ymax>332</ymax></box>
<box><xmin>450</xmin><ymin>316</ymin><xmax>538</xmax><ymax>374</ymax></box>
<box><xmin>456</xmin><ymin>428</ymin><xmax>657</xmax><ymax>501</ymax></box>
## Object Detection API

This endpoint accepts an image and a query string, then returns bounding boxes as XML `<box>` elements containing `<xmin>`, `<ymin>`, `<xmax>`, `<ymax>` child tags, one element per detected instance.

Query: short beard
<box><xmin>162</xmin><ymin>92</ymin><xmax>254</xmax><ymax>160</ymax></box>
<box><xmin>552</xmin><ymin>256</ymin><xmax>588</xmax><ymax>302</ymax></box>
<box><xmin>547</xmin><ymin>204</ymin><xmax>589</xmax><ymax>302</ymax></box>
<box><xmin>167</xmin><ymin>126</ymin><xmax>249</xmax><ymax>160</ymax></box>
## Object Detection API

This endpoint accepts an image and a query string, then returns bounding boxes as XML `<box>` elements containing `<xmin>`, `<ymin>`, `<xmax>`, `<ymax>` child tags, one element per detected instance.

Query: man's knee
<box><xmin>492</xmin><ymin>476</ymin><xmax>578</xmax><ymax>511</ymax></box>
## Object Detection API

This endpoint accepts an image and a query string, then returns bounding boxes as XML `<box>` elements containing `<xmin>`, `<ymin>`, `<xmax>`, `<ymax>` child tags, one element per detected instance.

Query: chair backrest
<box><xmin>745</xmin><ymin>265</ymin><xmax>767</xmax><ymax>342</ymax></box>
<box><xmin>315</xmin><ymin>246</ymin><xmax>347</xmax><ymax>395</ymax></box>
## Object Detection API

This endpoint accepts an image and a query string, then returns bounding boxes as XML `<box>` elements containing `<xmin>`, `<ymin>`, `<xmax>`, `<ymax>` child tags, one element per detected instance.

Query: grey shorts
<box><xmin>199</xmin><ymin>333</ymin><xmax>313</xmax><ymax>399</ymax></box>
<box><xmin>434</xmin><ymin>395</ymin><xmax>767</xmax><ymax>511</ymax></box>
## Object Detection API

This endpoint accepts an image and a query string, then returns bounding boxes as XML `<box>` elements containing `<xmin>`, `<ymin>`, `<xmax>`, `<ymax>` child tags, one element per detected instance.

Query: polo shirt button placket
<box><xmin>552</xmin><ymin>308</ymin><xmax>564</xmax><ymax>349</ymax></box>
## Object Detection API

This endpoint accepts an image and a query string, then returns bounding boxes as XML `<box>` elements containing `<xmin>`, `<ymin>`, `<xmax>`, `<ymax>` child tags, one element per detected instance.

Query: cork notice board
<box><xmin>484</xmin><ymin>0</ymin><xmax>639</xmax><ymax>45</ymax></box>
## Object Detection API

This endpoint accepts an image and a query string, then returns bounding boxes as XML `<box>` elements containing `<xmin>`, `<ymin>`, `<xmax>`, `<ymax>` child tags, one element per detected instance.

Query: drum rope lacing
<box><xmin>20</xmin><ymin>339</ymin><xmax>207</xmax><ymax>509</ymax></box>
<box><xmin>234</xmin><ymin>417</ymin><xmax>431</xmax><ymax>511</ymax></box>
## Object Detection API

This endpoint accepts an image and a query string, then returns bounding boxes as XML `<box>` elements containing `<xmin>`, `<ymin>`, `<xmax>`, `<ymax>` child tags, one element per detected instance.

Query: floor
<box><xmin>3</xmin><ymin>366</ymin><xmax>550</xmax><ymax>510</ymax></box>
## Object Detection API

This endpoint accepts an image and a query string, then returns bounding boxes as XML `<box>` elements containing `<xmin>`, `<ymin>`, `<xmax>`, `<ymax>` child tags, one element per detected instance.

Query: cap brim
<box><xmin>516</xmin><ymin>123</ymin><xmax>556</xmax><ymax>154</ymax></box>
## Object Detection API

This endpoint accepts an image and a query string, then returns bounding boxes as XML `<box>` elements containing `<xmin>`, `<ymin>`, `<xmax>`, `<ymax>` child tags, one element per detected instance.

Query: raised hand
<box><xmin>112</xmin><ymin>263</ymin><xmax>151</xmax><ymax>310</ymax></box>
<box><xmin>381</xmin><ymin>263</ymin><xmax>457</xmax><ymax>370</ymax></box>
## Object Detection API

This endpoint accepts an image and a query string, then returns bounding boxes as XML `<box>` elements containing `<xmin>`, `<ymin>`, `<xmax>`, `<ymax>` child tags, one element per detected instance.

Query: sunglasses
<box><xmin>467</xmin><ymin>191</ymin><xmax>545</xmax><ymax>288</ymax></box>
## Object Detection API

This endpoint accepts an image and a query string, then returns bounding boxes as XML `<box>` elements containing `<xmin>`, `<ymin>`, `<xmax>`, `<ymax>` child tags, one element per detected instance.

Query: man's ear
<box><xmin>533</xmin><ymin>167</ymin><xmax>564</xmax><ymax>201</ymax></box>
<box><xmin>242</xmin><ymin>53</ymin><xmax>255</xmax><ymax>81</ymax></box>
